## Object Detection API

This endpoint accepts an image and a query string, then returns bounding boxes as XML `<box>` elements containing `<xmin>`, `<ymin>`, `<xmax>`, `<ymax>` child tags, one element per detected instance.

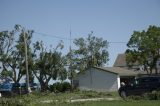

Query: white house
<box><xmin>74</xmin><ymin>67</ymin><xmax>137</xmax><ymax>92</ymax></box>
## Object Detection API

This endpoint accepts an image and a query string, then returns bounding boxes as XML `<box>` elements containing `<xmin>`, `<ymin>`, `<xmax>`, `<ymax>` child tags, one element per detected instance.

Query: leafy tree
<box><xmin>72</xmin><ymin>32</ymin><xmax>109</xmax><ymax>72</ymax></box>
<box><xmin>126</xmin><ymin>25</ymin><xmax>160</xmax><ymax>74</ymax></box>
<box><xmin>33</xmin><ymin>41</ymin><xmax>67</xmax><ymax>91</ymax></box>
<box><xmin>66</xmin><ymin>32</ymin><xmax>109</xmax><ymax>90</ymax></box>
<box><xmin>0</xmin><ymin>25</ymin><xmax>34</xmax><ymax>83</ymax></box>
<box><xmin>0</xmin><ymin>30</ymin><xmax>14</xmax><ymax>79</ymax></box>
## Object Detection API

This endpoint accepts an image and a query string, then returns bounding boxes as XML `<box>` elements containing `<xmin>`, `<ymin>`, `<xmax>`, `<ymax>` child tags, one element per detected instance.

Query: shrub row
<box><xmin>49</xmin><ymin>82</ymin><xmax>71</xmax><ymax>93</ymax></box>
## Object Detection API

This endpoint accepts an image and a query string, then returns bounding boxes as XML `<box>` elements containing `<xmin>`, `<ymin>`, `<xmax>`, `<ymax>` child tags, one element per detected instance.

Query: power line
<box><xmin>34</xmin><ymin>31</ymin><xmax>127</xmax><ymax>44</ymax></box>
<box><xmin>34</xmin><ymin>31</ymin><xmax>73</xmax><ymax>40</ymax></box>
<box><xmin>108</xmin><ymin>42</ymin><xmax>127</xmax><ymax>44</ymax></box>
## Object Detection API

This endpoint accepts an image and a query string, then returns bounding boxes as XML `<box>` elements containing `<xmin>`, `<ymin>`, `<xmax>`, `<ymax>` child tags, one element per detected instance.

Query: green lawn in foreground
<box><xmin>1</xmin><ymin>91</ymin><xmax>160</xmax><ymax>106</ymax></box>
<box><xmin>37</xmin><ymin>100</ymin><xmax>160</xmax><ymax>106</ymax></box>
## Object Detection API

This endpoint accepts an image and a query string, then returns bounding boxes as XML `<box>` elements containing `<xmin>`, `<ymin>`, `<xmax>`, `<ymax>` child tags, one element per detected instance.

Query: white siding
<box><xmin>77</xmin><ymin>68</ymin><xmax>118</xmax><ymax>92</ymax></box>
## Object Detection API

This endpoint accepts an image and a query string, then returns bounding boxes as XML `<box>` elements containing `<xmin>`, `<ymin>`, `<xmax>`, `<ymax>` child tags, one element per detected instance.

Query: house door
<box><xmin>120</xmin><ymin>76</ymin><xmax>135</xmax><ymax>86</ymax></box>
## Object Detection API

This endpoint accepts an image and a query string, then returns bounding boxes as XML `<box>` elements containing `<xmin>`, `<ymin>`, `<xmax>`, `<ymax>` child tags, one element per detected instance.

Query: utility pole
<box><xmin>23</xmin><ymin>29</ymin><xmax>31</xmax><ymax>94</ymax></box>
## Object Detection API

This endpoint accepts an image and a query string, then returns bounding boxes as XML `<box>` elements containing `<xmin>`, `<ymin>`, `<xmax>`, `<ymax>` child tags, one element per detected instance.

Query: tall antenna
<box><xmin>70</xmin><ymin>27</ymin><xmax>71</xmax><ymax>51</ymax></box>
<box><xmin>69</xmin><ymin>27</ymin><xmax>73</xmax><ymax>91</ymax></box>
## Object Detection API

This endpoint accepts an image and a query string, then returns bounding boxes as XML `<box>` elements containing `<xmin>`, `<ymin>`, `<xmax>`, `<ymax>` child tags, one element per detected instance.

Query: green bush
<box><xmin>49</xmin><ymin>82</ymin><xmax>71</xmax><ymax>93</ymax></box>
<box><xmin>62</xmin><ymin>82</ymin><xmax>71</xmax><ymax>92</ymax></box>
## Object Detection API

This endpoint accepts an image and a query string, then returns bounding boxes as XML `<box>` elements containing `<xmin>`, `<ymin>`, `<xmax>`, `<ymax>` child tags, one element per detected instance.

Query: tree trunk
<box><xmin>150</xmin><ymin>68</ymin><xmax>153</xmax><ymax>74</ymax></box>
<box><xmin>155</xmin><ymin>67</ymin><xmax>158</xmax><ymax>74</ymax></box>
<box><xmin>40</xmin><ymin>81</ymin><xmax>49</xmax><ymax>92</ymax></box>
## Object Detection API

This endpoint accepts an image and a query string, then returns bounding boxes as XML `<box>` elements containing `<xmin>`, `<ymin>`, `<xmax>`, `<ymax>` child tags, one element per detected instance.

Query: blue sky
<box><xmin>0</xmin><ymin>0</ymin><xmax>160</xmax><ymax>66</ymax></box>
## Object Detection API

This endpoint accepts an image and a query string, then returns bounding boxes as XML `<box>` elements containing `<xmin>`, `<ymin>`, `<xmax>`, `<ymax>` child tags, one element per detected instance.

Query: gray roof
<box><xmin>94</xmin><ymin>67</ymin><xmax>138</xmax><ymax>76</ymax></box>
<box><xmin>113</xmin><ymin>54</ymin><xmax>127</xmax><ymax>67</ymax></box>
<box><xmin>113</xmin><ymin>53</ymin><xmax>139</xmax><ymax>68</ymax></box>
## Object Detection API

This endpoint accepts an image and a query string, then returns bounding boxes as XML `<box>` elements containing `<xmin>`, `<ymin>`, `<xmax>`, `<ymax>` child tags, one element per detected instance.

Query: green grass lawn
<box><xmin>0</xmin><ymin>91</ymin><xmax>118</xmax><ymax>105</ymax></box>
<box><xmin>1</xmin><ymin>91</ymin><xmax>160</xmax><ymax>106</ymax></box>
<box><xmin>36</xmin><ymin>100</ymin><xmax>160</xmax><ymax>106</ymax></box>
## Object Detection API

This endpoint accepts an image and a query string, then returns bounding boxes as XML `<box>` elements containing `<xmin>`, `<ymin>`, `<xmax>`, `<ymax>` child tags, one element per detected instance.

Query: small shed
<box><xmin>74</xmin><ymin>67</ymin><xmax>137</xmax><ymax>92</ymax></box>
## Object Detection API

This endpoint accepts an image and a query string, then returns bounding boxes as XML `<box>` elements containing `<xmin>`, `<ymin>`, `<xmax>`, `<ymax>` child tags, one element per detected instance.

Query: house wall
<box><xmin>77</xmin><ymin>68</ymin><xmax>118</xmax><ymax>92</ymax></box>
